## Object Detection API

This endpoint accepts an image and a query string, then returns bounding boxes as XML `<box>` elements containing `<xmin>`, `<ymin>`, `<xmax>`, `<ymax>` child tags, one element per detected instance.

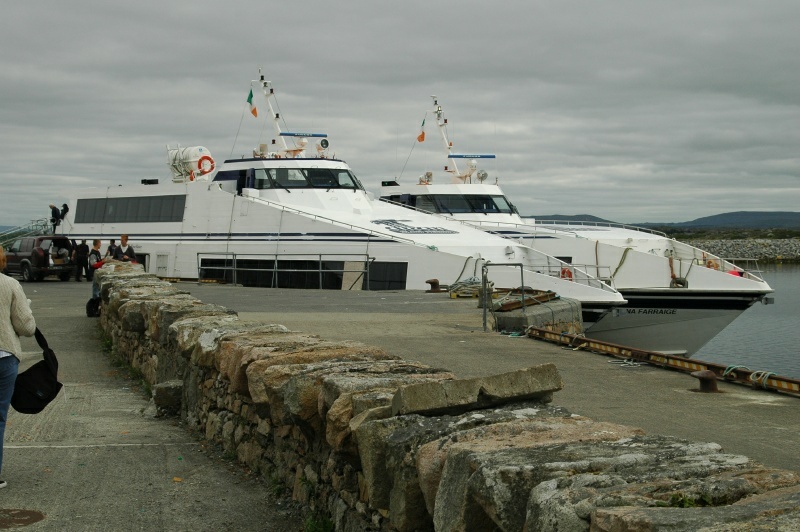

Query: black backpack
<box><xmin>86</xmin><ymin>297</ymin><xmax>101</xmax><ymax>317</ymax></box>
<box><xmin>11</xmin><ymin>329</ymin><xmax>63</xmax><ymax>414</ymax></box>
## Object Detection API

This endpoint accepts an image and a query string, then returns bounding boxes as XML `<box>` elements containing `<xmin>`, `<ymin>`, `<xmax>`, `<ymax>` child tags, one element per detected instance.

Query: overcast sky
<box><xmin>2</xmin><ymin>0</ymin><xmax>798</xmax><ymax>227</ymax></box>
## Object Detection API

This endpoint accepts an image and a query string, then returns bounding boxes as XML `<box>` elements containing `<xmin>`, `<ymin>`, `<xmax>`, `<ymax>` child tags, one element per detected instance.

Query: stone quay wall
<box><xmin>684</xmin><ymin>238</ymin><xmax>800</xmax><ymax>262</ymax></box>
<box><xmin>94</xmin><ymin>262</ymin><xmax>800</xmax><ymax>531</ymax></box>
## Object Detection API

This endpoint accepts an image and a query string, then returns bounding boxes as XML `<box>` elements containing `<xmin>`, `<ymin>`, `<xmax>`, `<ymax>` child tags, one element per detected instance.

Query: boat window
<box><xmin>253</xmin><ymin>169</ymin><xmax>273</xmax><ymax>189</ymax></box>
<box><xmin>491</xmin><ymin>195</ymin><xmax>514</xmax><ymax>214</ymax></box>
<box><xmin>466</xmin><ymin>195</ymin><xmax>499</xmax><ymax>213</ymax></box>
<box><xmin>414</xmin><ymin>195</ymin><xmax>439</xmax><ymax>213</ymax></box>
<box><xmin>435</xmin><ymin>195</ymin><xmax>472</xmax><ymax>213</ymax></box>
<box><xmin>213</xmin><ymin>170</ymin><xmax>239</xmax><ymax>182</ymax></box>
<box><xmin>268</xmin><ymin>168</ymin><xmax>308</xmax><ymax>188</ymax></box>
<box><xmin>306</xmin><ymin>168</ymin><xmax>339</xmax><ymax>188</ymax></box>
<box><xmin>75</xmin><ymin>195</ymin><xmax>186</xmax><ymax>223</ymax></box>
<box><xmin>334</xmin><ymin>170</ymin><xmax>358</xmax><ymax>189</ymax></box>
<box><xmin>465</xmin><ymin>195</ymin><xmax>514</xmax><ymax>214</ymax></box>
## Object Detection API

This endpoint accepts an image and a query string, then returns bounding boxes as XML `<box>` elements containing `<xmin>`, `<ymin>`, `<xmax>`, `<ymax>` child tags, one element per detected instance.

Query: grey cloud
<box><xmin>1</xmin><ymin>0</ymin><xmax>798</xmax><ymax>226</ymax></box>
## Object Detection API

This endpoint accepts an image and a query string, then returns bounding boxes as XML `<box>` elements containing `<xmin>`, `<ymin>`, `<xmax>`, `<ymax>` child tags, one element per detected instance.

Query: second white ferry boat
<box><xmin>379</xmin><ymin>97</ymin><xmax>774</xmax><ymax>355</ymax></box>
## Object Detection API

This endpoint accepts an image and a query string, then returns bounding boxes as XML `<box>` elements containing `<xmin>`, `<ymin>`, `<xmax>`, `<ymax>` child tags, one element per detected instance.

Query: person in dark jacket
<box><xmin>112</xmin><ymin>235</ymin><xmax>136</xmax><ymax>262</ymax></box>
<box><xmin>104</xmin><ymin>239</ymin><xmax>117</xmax><ymax>259</ymax></box>
<box><xmin>73</xmin><ymin>240</ymin><xmax>90</xmax><ymax>281</ymax></box>
<box><xmin>49</xmin><ymin>204</ymin><xmax>60</xmax><ymax>233</ymax></box>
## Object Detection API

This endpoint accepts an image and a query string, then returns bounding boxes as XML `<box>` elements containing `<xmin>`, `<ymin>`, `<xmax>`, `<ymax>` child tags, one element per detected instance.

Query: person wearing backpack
<box><xmin>0</xmin><ymin>247</ymin><xmax>36</xmax><ymax>489</ymax></box>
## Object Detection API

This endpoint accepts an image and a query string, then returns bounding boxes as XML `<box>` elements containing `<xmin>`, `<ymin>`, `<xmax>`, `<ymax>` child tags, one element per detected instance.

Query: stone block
<box><xmin>430</xmin><ymin>434</ymin><xmax>785</xmax><ymax>532</ymax></box>
<box><xmin>152</xmin><ymin>379</ymin><xmax>183</xmax><ymax>415</ymax></box>
<box><xmin>591</xmin><ymin>483</ymin><xmax>800</xmax><ymax>531</ymax></box>
<box><xmin>392</xmin><ymin>364</ymin><xmax>563</xmax><ymax>416</ymax></box>
<box><xmin>355</xmin><ymin>402</ymin><xmax>572</xmax><ymax>532</ymax></box>
<box><xmin>494</xmin><ymin>297</ymin><xmax>583</xmax><ymax>335</ymax></box>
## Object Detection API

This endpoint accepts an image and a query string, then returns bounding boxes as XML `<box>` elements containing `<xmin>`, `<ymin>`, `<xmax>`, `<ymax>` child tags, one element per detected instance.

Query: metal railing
<box><xmin>245</xmin><ymin>194</ymin><xmax>422</xmax><ymax>246</ymax></box>
<box><xmin>379</xmin><ymin>197</ymin><xmax>616</xmax><ymax>292</ymax></box>
<box><xmin>0</xmin><ymin>218</ymin><xmax>51</xmax><ymax>248</ymax></box>
<box><xmin>479</xmin><ymin>263</ymin><xmax>587</xmax><ymax>332</ymax></box>
<box><xmin>533</xmin><ymin>219</ymin><xmax>669</xmax><ymax>237</ymax></box>
<box><xmin>481</xmin><ymin>263</ymin><xmax>528</xmax><ymax>332</ymax></box>
<box><xmin>196</xmin><ymin>252</ymin><xmax>373</xmax><ymax>290</ymax></box>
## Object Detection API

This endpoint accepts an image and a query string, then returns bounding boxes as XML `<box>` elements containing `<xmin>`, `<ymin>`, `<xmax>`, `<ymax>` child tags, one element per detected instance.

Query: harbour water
<box><xmin>695</xmin><ymin>263</ymin><xmax>800</xmax><ymax>380</ymax></box>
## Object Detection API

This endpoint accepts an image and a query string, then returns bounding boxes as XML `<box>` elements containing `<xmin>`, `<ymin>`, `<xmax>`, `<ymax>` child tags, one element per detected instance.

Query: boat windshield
<box><xmin>387</xmin><ymin>194</ymin><xmax>514</xmax><ymax>214</ymax></box>
<box><xmin>465</xmin><ymin>195</ymin><xmax>515</xmax><ymax>214</ymax></box>
<box><xmin>229</xmin><ymin>168</ymin><xmax>363</xmax><ymax>190</ymax></box>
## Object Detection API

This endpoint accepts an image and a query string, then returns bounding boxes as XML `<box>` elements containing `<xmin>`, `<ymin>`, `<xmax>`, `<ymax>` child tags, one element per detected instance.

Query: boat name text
<box><xmin>371</xmin><ymin>219</ymin><xmax>458</xmax><ymax>235</ymax></box>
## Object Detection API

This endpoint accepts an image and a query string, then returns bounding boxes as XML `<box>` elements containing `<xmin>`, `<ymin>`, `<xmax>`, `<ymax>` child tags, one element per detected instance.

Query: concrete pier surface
<box><xmin>3</xmin><ymin>280</ymin><xmax>797</xmax><ymax>530</ymax></box>
<box><xmin>4</xmin><ymin>280</ymin><xmax>305</xmax><ymax>531</ymax></box>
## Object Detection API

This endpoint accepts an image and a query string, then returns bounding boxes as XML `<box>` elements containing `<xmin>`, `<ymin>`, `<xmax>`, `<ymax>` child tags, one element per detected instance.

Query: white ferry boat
<box><xmin>380</xmin><ymin>98</ymin><xmax>774</xmax><ymax>355</ymax></box>
<box><xmin>60</xmin><ymin>75</ymin><xmax>623</xmax><ymax>317</ymax></box>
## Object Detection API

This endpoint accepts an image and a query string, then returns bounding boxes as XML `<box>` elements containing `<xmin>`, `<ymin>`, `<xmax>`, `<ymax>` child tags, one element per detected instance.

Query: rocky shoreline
<box><xmin>683</xmin><ymin>238</ymin><xmax>800</xmax><ymax>262</ymax></box>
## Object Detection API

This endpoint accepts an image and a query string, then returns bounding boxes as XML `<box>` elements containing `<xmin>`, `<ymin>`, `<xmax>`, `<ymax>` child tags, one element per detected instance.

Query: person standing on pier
<box><xmin>104</xmin><ymin>239</ymin><xmax>117</xmax><ymax>259</ymax></box>
<box><xmin>0</xmin><ymin>248</ymin><xmax>36</xmax><ymax>489</ymax></box>
<box><xmin>112</xmin><ymin>235</ymin><xmax>136</xmax><ymax>263</ymax></box>
<box><xmin>87</xmin><ymin>240</ymin><xmax>102</xmax><ymax>282</ymax></box>
<box><xmin>73</xmin><ymin>240</ymin><xmax>90</xmax><ymax>281</ymax></box>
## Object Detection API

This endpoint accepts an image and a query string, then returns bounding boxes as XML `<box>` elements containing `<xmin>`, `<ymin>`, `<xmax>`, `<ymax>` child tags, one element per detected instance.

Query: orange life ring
<box><xmin>197</xmin><ymin>155</ymin><xmax>215</xmax><ymax>175</ymax></box>
<box><xmin>560</xmin><ymin>267</ymin><xmax>573</xmax><ymax>280</ymax></box>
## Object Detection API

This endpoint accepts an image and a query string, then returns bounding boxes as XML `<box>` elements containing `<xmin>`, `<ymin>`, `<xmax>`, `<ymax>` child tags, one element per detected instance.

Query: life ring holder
<box><xmin>560</xmin><ymin>267</ymin><xmax>573</xmax><ymax>281</ymax></box>
<box><xmin>197</xmin><ymin>155</ymin><xmax>216</xmax><ymax>176</ymax></box>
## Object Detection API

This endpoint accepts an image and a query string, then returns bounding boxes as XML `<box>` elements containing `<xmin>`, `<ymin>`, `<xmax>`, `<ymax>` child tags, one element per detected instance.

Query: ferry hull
<box><xmin>584</xmin><ymin>290</ymin><xmax>763</xmax><ymax>355</ymax></box>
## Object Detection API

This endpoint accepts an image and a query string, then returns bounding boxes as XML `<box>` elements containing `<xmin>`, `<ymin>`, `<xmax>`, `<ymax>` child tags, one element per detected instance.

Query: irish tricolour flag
<box><xmin>247</xmin><ymin>89</ymin><xmax>258</xmax><ymax>118</ymax></box>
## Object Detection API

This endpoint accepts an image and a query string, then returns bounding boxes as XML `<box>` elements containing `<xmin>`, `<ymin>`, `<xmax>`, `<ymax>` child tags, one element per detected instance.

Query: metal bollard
<box><xmin>425</xmin><ymin>279</ymin><xmax>445</xmax><ymax>293</ymax></box>
<box><xmin>691</xmin><ymin>370</ymin><xmax>719</xmax><ymax>393</ymax></box>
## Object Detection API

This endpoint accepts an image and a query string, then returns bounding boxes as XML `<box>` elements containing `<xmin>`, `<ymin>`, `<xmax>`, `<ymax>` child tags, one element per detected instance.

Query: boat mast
<box><xmin>255</xmin><ymin>72</ymin><xmax>328</xmax><ymax>159</ymax></box>
<box><xmin>432</xmin><ymin>96</ymin><xmax>461</xmax><ymax>178</ymax></box>
<box><xmin>256</xmin><ymin>73</ymin><xmax>289</xmax><ymax>153</ymax></box>
<box><xmin>431</xmin><ymin>96</ymin><xmax>495</xmax><ymax>183</ymax></box>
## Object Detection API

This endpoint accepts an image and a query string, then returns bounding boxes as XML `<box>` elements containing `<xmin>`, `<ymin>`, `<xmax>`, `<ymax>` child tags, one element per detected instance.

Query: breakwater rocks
<box><xmin>684</xmin><ymin>238</ymin><xmax>800</xmax><ymax>262</ymax></box>
<box><xmin>94</xmin><ymin>262</ymin><xmax>800</xmax><ymax>531</ymax></box>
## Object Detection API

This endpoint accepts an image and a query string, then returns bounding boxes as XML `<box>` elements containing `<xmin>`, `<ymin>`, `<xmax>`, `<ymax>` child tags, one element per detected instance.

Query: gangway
<box><xmin>0</xmin><ymin>218</ymin><xmax>51</xmax><ymax>248</ymax></box>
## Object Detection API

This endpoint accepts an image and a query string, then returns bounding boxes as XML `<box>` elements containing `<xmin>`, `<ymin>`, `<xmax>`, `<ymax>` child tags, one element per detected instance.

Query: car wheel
<box><xmin>60</xmin><ymin>272</ymin><xmax>71</xmax><ymax>282</ymax></box>
<box><xmin>21</xmin><ymin>265</ymin><xmax>34</xmax><ymax>282</ymax></box>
